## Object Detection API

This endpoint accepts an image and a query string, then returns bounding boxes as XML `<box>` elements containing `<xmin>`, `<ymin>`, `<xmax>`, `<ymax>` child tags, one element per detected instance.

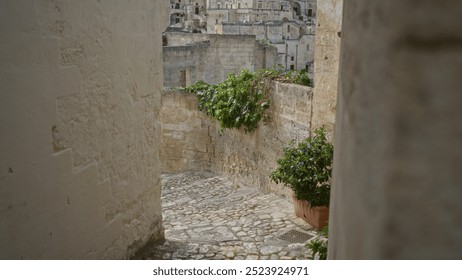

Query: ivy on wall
<box><xmin>180</xmin><ymin>66</ymin><xmax>312</xmax><ymax>132</ymax></box>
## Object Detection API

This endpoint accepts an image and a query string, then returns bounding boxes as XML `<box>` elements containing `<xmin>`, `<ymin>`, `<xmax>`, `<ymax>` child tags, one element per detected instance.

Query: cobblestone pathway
<box><xmin>137</xmin><ymin>172</ymin><xmax>319</xmax><ymax>260</ymax></box>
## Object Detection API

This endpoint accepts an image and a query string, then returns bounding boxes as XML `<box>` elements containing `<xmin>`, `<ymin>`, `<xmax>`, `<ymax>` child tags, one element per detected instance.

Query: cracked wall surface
<box><xmin>0</xmin><ymin>0</ymin><xmax>168</xmax><ymax>259</ymax></box>
<box><xmin>160</xmin><ymin>82</ymin><xmax>313</xmax><ymax>198</ymax></box>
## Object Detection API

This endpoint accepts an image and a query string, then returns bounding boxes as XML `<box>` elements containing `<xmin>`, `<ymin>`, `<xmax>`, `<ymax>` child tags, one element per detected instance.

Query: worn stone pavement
<box><xmin>136</xmin><ymin>172</ymin><xmax>320</xmax><ymax>260</ymax></box>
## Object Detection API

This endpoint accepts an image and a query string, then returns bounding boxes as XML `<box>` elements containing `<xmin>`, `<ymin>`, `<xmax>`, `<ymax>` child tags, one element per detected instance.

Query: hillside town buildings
<box><xmin>165</xmin><ymin>0</ymin><xmax>317</xmax><ymax>87</ymax></box>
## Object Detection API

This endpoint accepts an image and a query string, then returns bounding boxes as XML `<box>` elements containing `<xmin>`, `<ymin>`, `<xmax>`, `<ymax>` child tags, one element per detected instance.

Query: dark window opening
<box><xmin>162</xmin><ymin>35</ymin><xmax>167</xmax><ymax>46</ymax></box>
<box><xmin>195</xmin><ymin>7</ymin><xmax>199</xmax><ymax>14</ymax></box>
<box><xmin>290</xmin><ymin>65</ymin><xmax>295</xmax><ymax>70</ymax></box>
<box><xmin>291</xmin><ymin>56</ymin><xmax>294</xmax><ymax>61</ymax></box>
<box><xmin>308</xmin><ymin>9</ymin><xmax>313</xmax><ymax>17</ymax></box>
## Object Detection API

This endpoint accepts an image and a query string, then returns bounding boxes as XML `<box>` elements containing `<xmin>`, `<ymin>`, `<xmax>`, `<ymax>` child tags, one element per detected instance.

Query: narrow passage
<box><xmin>137</xmin><ymin>172</ymin><xmax>318</xmax><ymax>260</ymax></box>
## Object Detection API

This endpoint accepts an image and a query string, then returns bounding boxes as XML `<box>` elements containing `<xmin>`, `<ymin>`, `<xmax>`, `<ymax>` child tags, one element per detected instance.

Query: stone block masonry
<box><xmin>163</xmin><ymin>33</ymin><xmax>277</xmax><ymax>87</ymax></box>
<box><xmin>160</xmin><ymin>82</ymin><xmax>313</xmax><ymax>198</ymax></box>
<box><xmin>0</xmin><ymin>0</ymin><xmax>168</xmax><ymax>259</ymax></box>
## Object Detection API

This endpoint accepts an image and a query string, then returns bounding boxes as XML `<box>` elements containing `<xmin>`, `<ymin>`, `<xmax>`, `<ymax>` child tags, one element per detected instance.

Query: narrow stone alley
<box><xmin>135</xmin><ymin>172</ymin><xmax>320</xmax><ymax>260</ymax></box>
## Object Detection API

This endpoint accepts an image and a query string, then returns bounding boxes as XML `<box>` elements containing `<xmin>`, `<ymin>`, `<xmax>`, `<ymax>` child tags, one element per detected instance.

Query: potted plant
<box><xmin>270</xmin><ymin>128</ymin><xmax>334</xmax><ymax>229</ymax></box>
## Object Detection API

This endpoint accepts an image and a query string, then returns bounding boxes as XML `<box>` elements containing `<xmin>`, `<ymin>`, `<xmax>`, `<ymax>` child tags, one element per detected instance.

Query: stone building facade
<box><xmin>169</xmin><ymin>0</ymin><xmax>207</xmax><ymax>31</ymax></box>
<box><xmin>166</xmin><ymin>1</ymin><xmax>317</xmax><ymax>75</ymax></box>
<box><xmin>163</xmin><ymin>33</ymin><xmax>277</xmax><ymax>87</ymax></box>
<box><xmin>0</xmin><ymin>0</ymin><xmax>168</xmax><ymax>259</ymax></box>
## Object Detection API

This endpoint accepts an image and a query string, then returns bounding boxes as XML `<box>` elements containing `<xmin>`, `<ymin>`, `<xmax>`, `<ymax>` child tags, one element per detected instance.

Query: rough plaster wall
<box><xmin>160</xmin><ymin>82</ymin><xmax>313</xmax><ymax>197</ymax></box>
<box><xmin>311</xmin><ymin>0</ymin><xmax>343</xmax><ymax>138</ymax></box>
<box><xmin>329</xmin><ymin>0</ymin><xmax>462</xmax><ymax>259</ymax></box>
<box><xmin>160</xmin><ymin>92</ymin><xmax>214</xmax><ymax>172</ymax></box>
<box><xmin>0</xmin><ymin>0</ymin><xmax>168</xmax><ymax>259</ymax></box>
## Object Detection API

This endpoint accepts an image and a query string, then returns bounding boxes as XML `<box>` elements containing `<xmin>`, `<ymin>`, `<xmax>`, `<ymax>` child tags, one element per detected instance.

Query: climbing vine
<box><xmin>180</xmin><ymin>66</ymin><xmax>312</xmax><ymax>132</ymax></box>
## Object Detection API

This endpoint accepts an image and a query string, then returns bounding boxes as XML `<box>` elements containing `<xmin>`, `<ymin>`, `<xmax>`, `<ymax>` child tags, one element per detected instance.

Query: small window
<box><xmin>308</xmin><ymin>9</ymin><xmax>313</xmax><ymax>17</ymax></box>
<box><xmin>217</xmin><ymin>4</ymin><xmax>220</xmax><ymax>9</ymax></box>
<box><xmin>291</xmin><ymin>56</ymin><xmax>294</xmax><ymax>61</ymax></box>
<box><xmin>238</xmin><ymin>3</ymin><xmax>241</xmax><ymax>9</ymax></box>
<box><xmin>195</xmin><ymin>7</ymin><xmax>199</xmax><ymax>14</ymax></box>
<box><xmin>216</xmin><ymin>19</ymin><xmax>219</xmax><ymax>24</ymax></box>
<box><xmin>290</xmin><ymin>65</ymin><xmax>295</xmax><ymax>70</ymax></box>
<box><xmin>287</xmin><ymin>25</ymin><xmax>290</xmax><ymax>32</ymax></box>
<box><xmin>306</xmin><ymin>45</ymin><xmax>310</xmax><ymax>51</ymax></box>
<box><xmin>305</xmin><ymin>64</ymin><xmax>309</xmax><ymax>71</ymax></box>
<box><xmin>258</xmin><ymin>3</ymin><xmax>262</xmax><ymax>9</ymax></box>
<box><xmin>281</xmin><ymin>5</ymin><xmax>283</xmax><ymax>11</ymax></box>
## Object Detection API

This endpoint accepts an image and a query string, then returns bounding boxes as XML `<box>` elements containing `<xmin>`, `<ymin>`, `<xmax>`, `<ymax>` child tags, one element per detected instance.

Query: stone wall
<box><xmin>163</xmin><ymin>33</ymin><xmax>277</xmax><ymax>87</ymax></box>
<box><xmin>160</xmin><ymin>82</ymin><xmax>313</xmax><ymax>197</ymax></box>
<box><xmin>311</xmin><ymin>0</ymin><xmax>343</xmax><ymax>139</ymax></box>
<box><xmin>163</xmin><ymin>32</ymin><xmax>277</xmax><ymax>88</ymax></box>
<box><xmin>0</xmin><ymin>0</ymin><xmax>168</xmax><ymax>259</ymax></box>
<box><xmin>329</xmin><ymin>1</ymin><xmax>462</xmax><ymax>259</ymax></box>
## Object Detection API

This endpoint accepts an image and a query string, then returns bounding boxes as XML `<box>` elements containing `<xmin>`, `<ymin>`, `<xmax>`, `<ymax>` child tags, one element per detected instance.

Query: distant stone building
<box><xmin>163</xmin><ymin>32</ymin><xmax>277</xmax><ymax>87</ymax></box>
<box><xmin>169</xmin><ymin>0</ymin><xmax>207</xmax><ymax>32</ymax></box>
<box><xmin>166</xmin><ymin>1</ymin><xmax>317</xmax><ymax>78</ymax></box>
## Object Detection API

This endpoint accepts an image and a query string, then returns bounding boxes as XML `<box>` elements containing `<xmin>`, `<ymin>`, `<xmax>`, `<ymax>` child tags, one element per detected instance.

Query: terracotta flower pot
<box><xmin>292</xmin><ymin>193</ymin><xmax>329</xmax><ymax>230</ymax></box>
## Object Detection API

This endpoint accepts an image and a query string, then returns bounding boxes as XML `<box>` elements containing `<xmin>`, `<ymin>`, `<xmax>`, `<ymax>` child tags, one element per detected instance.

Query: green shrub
<box><xmin>307</xmin><ymin>224</ymin><xmax>328</xmax><ymax>260</ymax></box>
<box><xmin>270</xmin><ymin>128</ymin><xmax>333</xmax><ymax>207</ymax></box>
<box><xmin>180</xmin><ymin>66</ymin><xmax>312</xmax><ymax>132</ymax></box>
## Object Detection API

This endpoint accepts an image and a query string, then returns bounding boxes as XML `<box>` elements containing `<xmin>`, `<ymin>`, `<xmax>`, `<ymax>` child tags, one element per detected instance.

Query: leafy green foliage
<box><xmin>180</xmin><ymin>66</ymin><xmax>312</xmax><ymax>132</ymax></box>
<box><xmin>307</xmin><ymin>224</ymin><xmax>328</xmax><ymax>260</ymax></box>
<box><xmin>276</xmin><ymin>69</ymin><xmax>312</xmax><ymax>87</ymax></box>
<box><xmin>270</xmin><ymin>128</ymin><xmax>333</xmax><ymax>207</ymax></box>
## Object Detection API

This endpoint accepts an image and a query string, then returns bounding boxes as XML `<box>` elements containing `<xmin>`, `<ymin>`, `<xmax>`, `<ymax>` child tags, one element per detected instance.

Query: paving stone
<box><xmin>260</xmin><ymin>245</ymin><xmax>284</xmax><ymax>255</ymax></box>
<box><xmin>135</xmin><ymin>172</ymin><xmax>318</xmax><ymax>260</ymax></box>
<box><xmin>270</xmin><ymin>254</ymin><xmax>279</xmax><ymax>260</ymax></box>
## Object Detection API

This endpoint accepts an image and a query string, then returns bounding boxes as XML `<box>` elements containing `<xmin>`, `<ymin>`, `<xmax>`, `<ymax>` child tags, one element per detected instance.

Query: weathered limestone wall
<box><xmin>160</xmin><ymin>92</ymin><xmax>214</xmax><ymax>172</ymax></box>
<box><xmin>160</xmin><ymin>82</ymin><xmax>313</xmax><ymax>197</ymax></box>
<box><xmin>311</xmin><ymin>0</ymin><xmax>343</xmax><ymax>138</ymax></box>
<box><xmin>163</xmin><ymin>33</ymin><xmax>277</xmax><ymax>87</ymax></box>
<box><xmin>0</xmin><ymin>0</ymin><xmax>168</xmax><ymax>259</ymax></box>
<box><xmin>329</xmin><ymin>1</ymin><xmax>462</xmax><ymax>259</ymax></box>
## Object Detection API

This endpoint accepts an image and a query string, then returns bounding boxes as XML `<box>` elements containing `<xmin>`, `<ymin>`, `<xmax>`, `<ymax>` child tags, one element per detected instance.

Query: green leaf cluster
<box><xmin>270</xmin><ymin>128</ymin><xmax>333</xmax><ymax>207</ymax></box>
<box><xmin>275</xmin><ymin>69</ymin><xmax>312</xmax><ymax>87</ymax></box>
<box><xmin>180</xmin><ymin>66</ymin><xmax>312</xmax><ymax>132</ymax></box>
<box><xmin>306</xmin><ymin>224</ymin><xmax>328</xmax><ymax>260</ymax></box>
